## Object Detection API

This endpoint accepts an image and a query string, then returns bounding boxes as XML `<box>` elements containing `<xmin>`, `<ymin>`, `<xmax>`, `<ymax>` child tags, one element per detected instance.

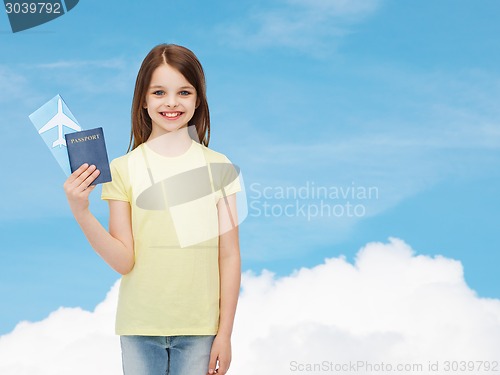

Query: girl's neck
<box><xmin>145</xmin><ymin>127</ymin><xmax>192</xmax><ymax>157</ymax></box>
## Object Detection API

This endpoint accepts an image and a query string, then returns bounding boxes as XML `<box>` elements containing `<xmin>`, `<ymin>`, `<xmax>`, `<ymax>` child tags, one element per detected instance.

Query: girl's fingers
<box><xmin>65</xmin><ymin>163</ymin><xmax>89</xmax><ymax>184</ymax></box>
<box><xmin>64</xmin><ymin>163</ymin><xmax>92</xmax><ymax>192</ymax></box>
<box><xmin>80</xmin><ymin>168</ymin><xmax>101</xmax><ymax>193</ymax></box>
<box><xmin>64</xmin><ymin>164</ymin><xmax>100</xmax><ymax>195</ymax></box>
<box><xmin>207</xmin><ymin>354</ymin><xmax>218</xmax><ymax>375</ymax></box>
<box><xmin>73</xmin><ymin>165</ymin><xmax>98</xmax><ymax>191</ymax></box>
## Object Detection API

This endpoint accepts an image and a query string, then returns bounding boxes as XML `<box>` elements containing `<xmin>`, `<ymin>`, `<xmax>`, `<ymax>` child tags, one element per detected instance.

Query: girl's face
<box><xmin>144</xmin><ymin>63</ymin><xmax>198</xmax><ymax>138</ymax></box>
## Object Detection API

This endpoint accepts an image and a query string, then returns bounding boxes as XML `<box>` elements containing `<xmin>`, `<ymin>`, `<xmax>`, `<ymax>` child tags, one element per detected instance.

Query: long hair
<box><xmin>128</xmin><ymin>44</ymin><xmax>210</xmax><ymax>151</ymax></box>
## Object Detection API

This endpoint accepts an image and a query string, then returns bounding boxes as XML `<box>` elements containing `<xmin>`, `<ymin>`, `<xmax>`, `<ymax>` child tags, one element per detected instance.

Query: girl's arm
<box><xmin>208</xmin><ymin>193</ymin><xmax>240</xmax><ymax>375</ymax></box>
<box><xmin>63</xmin><ymin>163</ymin><xmax>134</xmax><ymax>275</ymax></box>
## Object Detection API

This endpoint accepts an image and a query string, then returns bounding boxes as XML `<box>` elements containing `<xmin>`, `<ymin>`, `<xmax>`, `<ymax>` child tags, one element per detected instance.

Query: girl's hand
<box><xmin>207</xmin><ymin>335</ymin><xmax>231</xmax><ymax>375</ymax></box>
<box><xmin>63</xmin><ymin>163</ymin><xmax>100</xmax><ymax>218</ymax></box>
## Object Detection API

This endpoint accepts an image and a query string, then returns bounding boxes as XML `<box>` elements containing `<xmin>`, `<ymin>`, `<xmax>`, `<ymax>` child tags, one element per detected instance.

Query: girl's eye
<box><xmin>179</xmin><ymin>91</ymin><xmax>191</xmax><ymax>96</ymax></box>
<box><xmin>152</xmin><ymin>90</ymin><xmax>164</xmax><ymax>96</ymax></box>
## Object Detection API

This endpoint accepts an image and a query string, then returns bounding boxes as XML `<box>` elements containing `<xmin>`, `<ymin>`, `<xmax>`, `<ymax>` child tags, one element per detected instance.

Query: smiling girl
<box><xmin>64</xmin><ymin>44</ymin><xmax>242</xmax><ymax>375</ymax></box>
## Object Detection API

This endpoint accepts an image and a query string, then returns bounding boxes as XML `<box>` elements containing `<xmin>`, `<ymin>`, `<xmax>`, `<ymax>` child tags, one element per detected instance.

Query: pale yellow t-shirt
<box><xmin>101</xmin><ymin>139</ymin><xmax>241</xmax><ymax>336</ymax></box>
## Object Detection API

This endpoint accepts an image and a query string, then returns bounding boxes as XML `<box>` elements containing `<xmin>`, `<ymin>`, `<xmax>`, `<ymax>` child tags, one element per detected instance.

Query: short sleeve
<box><xmin>101</xmin><ymin>157</ymin><xmax>130</xmax><ymax>202</ymax></box>
<box><xmin>214</xmin><ymin>155</ymin><xmax>241</xmax><ymax>201</ymax></box>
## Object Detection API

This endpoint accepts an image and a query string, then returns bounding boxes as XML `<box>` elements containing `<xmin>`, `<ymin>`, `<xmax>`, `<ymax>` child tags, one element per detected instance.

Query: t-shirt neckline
<box><xmin>143</xmin><ymin>139</ymin><xmax>196</xmax><ymax>160</ymax></box>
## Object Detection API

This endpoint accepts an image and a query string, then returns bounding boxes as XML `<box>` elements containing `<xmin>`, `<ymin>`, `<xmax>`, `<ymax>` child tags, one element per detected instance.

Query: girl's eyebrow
<box><xmin>149</xmin><ymin>84</ymin><xmax>195</xmax><ymax>90</ymax></box>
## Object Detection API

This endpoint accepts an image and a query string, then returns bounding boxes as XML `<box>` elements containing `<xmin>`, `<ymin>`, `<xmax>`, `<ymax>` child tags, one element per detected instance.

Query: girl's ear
<box><xmin>195</xmin><ymin>99</ymin><xmax>200</xmax><ymax>109</ymax></box>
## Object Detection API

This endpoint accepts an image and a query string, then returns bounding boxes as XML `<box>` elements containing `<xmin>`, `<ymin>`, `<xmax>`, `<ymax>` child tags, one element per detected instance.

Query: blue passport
<box><xmin>65</xmin><ymin>127</ymin><xmax>112</xmax><ymax>185</ymax></box>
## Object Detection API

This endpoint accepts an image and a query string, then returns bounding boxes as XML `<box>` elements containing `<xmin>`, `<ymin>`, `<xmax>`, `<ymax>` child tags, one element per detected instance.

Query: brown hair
<box><xmin>128</xmin><ymin>44</ymin><xmax>210</xmax><ymax>151</ymax></box>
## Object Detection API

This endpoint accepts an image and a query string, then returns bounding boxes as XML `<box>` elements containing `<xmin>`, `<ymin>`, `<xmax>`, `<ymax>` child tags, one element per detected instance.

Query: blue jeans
<box><xmin>120</xmin><ymin>335</ymin><xmax>216</xmax><ymax>375</ymax></box>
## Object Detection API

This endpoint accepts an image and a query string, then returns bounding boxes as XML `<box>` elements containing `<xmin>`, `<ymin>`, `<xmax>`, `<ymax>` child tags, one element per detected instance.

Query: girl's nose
<box><xmin>165</xmin><ymin>95</ymin><xmax>178</xmax><ymax>107</ymax></box>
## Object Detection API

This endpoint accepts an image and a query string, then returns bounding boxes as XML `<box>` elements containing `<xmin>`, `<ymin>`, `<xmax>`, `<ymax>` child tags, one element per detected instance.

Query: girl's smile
<box><xmin>160</xmin><ymin>111</ymin><xmax>183</xmax><ymax>119</ymax></box>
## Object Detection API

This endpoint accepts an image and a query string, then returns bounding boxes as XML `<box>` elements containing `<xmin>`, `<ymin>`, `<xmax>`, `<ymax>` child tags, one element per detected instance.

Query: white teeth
<box><xmin>162</xmin><ymin>112</ymin><xmax>181</xmax><ymax>117</ymax></box>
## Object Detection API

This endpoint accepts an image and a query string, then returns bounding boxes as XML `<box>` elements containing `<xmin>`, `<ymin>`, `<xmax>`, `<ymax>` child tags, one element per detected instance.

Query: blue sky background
<box><xmin>1</xmin><ymin>0</ymin><xmax>499</xmax><ymax>335</ymax></box>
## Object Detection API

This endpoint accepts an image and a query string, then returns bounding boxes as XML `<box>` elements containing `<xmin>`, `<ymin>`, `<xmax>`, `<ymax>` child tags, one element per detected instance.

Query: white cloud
<box><xmin>216</xmin><ymin>0</ymin><xmax>381</xmax><ymax>53</ymax></box>
<box><xmin>286</xmin><ymin>0</ymin><xmax>380</xmax><ymax>16</ymax></box>
<box><xmin>233</xmin><ymin>238</ymin><xmax>500</xmax><ymax>373</ymax></box>
<box><xmin>33</xmin><ymin>58</ymin><xmax>126</xmax><ymax>70</ymax></box>
<box><xmin>1</xmin><ymin>238</ymin><xmax>500</xmax><ymax>374</ymax></box>
<box><xmin>26</xmin><ymin>56</ymin><xmax>135</xmax><ymax>94</ymax></box>
<box><xmin>0</xmin><ymin>284</ymin><xmax>122</xmax><ymax>375</ymax></box>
